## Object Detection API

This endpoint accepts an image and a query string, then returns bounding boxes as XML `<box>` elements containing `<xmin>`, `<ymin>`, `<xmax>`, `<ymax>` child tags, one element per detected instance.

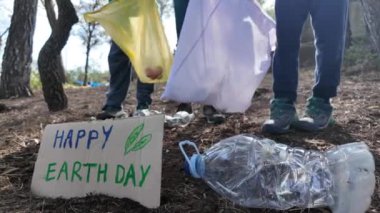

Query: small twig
<box><xmin>0</xmin><ymin>28</ymin><xmax>9</xmax><ymax>38</ymax></box>
<box><xmin>0</xmin><ymin>167</ymin><xmax>19</xmax><ymax>175</ymax></box>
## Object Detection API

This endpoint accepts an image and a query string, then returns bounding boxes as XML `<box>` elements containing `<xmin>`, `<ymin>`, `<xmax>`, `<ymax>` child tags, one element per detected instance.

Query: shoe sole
<box><xmin>206</xmin><ymin>115</ymin><xmax>225</xmax><ymax>124</ymax></box>
<box><xmin>96</xmin><ymin>114</ymin><xmax>116</xmax><ymax>120</ymax></box>
<box><xmin>292</xmin><ymin>118</ymin><xmax>334</xmax><ymax>132</ymax></box>
<box><xmin>262</xmin><ymin>124</ymin><xmax>291</xmax><ymax>134</ymax></box>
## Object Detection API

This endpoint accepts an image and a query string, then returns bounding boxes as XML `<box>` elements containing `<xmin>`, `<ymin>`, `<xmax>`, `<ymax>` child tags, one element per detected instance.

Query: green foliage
<box><xmin>344</xmin><ymin>38</ymin><xmax>380</xmax><ymax>69</ymax></box>
<box><xmin>257</xmin><ymin>0</ymin><xmax>275</xmax><ymax>19</ymax></box>
<box><xmin>66</xmin><ymin>68</ymin><xmax>109</xmax><ymax>85</ymax></box>
<box><xmin>31</xmin><ymin>68</ymin><xmax>109</xmax><ymax>91</ymax></box>
<box><xmin>265</xmin><ymin>8</ymin><xmax>275</xmax><ymax>19</ymax></box>
<box><xmin>156</xmin><ymin>0</ymin><xmax>173</xmax><ymax>18</ymax></box>
<box><xmin>30</xmin><ymin>70</ymin><xmax>42</xmax><ymax>90</ymax></box>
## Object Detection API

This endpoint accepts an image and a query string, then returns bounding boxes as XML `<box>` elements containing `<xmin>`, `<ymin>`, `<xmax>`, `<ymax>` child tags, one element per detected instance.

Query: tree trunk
<box><xmin>38</xmin><ymin>0</ymin><xmax>78</xmax><ymax>111</ymax></box>
<box><xmin>361</xmin><ymin>0</ymin><xmax>380</xmax><ymax>54</ymax></box>
<box><xmin>83</xmin><ymin>23</ymin><xmax>93</xmax><ymax>86</ymax></box>
<box><xmin>0</xmin><ymin>0</ymin><xmax>38</xmax><ymax>99</ymax></box>
<box><xmin>346</xmin><ymin>10</ymin><xmax>352</xmax><ymax>48</ymax></box>
<box><xmin>43</xmin><ymin>0</ymin><xmax>67</xmax><ymax>83</ymax></box>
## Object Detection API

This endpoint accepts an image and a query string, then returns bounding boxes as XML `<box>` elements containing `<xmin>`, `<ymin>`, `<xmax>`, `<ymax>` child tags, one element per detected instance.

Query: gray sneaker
<box><xmin>293</xmin><ymin>97</ymin><xmax>334</xmax><ymax>132</ymax></box>
<box><xmin>262</xmin><ymin>98</ymin><xmax>298</xmax><ymax>134</ymax></box>
<box><xmin>132</xmin><ymin>102</ymin><xmax>150</xmax><ymax>117</ymax></box>
<box><xmin>96</xmin><ymin>108</ymin><xmax>127</xmax><ymax>120</ymax></box>
<box><xmin>133</xmin><ymin>109</ymin><xmax>150</xmax><ymax>117</ymax></box>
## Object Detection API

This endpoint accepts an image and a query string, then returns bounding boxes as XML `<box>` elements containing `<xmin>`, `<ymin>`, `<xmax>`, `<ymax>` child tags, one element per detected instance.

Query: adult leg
<box><xmin>136</xmin><ymin>78</ymin><xmax>154</xmax><ymax>110</ymax></box>
<box><xmin>97</xmin><ymin>41</ymin><xmax>131</xmax><ymax>119</ymax></box>
<box><xmin>272</xmin><ymin>0</ymin><xmax>310</xmax><ymax>103</ymax></box>
<box><xmin>263</xmin><ymin>0</ymin><xmax>309</xmax><ymax>133</ymax></box>
<box><xmin>310</xmin><ymin>0</ymin><xmax>349</xmax><ymax>100</ymax></box>
<box><xmin>173</xmin><ymin>0</ymin><xmax>193</xmax><ymax>114</ymax></box>
<box><xmin>295</xmin><ymin>0</ymin><xmax>349</xmax><ymax>132</ymax></box>
<box><xmin>174</xmin><ymin>0</ymin><xmax>189</xmax><ymax>38</ymax></box>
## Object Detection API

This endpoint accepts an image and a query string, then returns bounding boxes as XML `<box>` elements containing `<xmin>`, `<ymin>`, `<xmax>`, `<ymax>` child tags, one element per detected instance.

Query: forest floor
<box><xmin>0</xmin><ymin>70</ymin><xmax>379</xmax><ymax>213</ymax></box>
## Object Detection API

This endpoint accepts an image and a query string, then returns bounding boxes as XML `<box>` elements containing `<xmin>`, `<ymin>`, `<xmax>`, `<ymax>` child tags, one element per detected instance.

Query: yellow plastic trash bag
<box><xmin>84</xmin><ymin>0</ymin><xmax>173</xmax><ymax>83</ymax></box>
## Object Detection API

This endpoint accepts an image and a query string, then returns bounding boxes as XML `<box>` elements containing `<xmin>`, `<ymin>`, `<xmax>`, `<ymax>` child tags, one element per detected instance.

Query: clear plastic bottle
<box><xmin>179</xmin><ymin>135</ymin><xmax>375</xmax><ymax>213</ymax></box>
<box><xmin>165</xmin><ymin>111</ymin><xmax>195</xmax><ymax>127</ymax></box>
<box><xmin>131</xmin><ymin>109</ymin><xmax>194</xmax><ymax>127</ymax></box>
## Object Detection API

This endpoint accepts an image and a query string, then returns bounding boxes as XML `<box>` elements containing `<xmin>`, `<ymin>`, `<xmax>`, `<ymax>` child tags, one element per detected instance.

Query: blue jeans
<box><xmin>103</xmin><ymin>41</ymin><xmax>154</xmax><ymax>111</ymax></box>
<box><xmin>273</xmin><ymin>0</ymin><xmax>349</xmax><ymax>102</ymax></box>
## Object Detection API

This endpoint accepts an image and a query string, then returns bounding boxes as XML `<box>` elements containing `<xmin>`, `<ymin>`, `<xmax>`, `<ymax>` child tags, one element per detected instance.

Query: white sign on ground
<box><xmin>31</xmin><ymin>115</ymin><xmax>164</xmax><ymax>208</ymax></box>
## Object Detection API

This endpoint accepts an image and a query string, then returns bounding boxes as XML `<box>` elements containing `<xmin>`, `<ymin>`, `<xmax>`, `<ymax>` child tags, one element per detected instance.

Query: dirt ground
<box><xmin>0</xmin><ymin>70</ymin><xmax>379</xmax><ymax>213</ymax></box>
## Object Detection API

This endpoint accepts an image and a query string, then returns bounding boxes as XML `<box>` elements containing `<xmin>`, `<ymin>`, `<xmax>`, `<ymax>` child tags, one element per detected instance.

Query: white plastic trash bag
<box><xmin>161</xmin><ymin>0</ymin><xmax>276</xmax><ymax>113</ymax></box>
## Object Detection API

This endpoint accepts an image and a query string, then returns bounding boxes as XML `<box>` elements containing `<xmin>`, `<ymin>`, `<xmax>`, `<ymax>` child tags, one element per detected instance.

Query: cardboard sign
<box><xmin>31</xmin><ymin>115</ymin><xmax>164</xmax><ymax>208</ymax></box>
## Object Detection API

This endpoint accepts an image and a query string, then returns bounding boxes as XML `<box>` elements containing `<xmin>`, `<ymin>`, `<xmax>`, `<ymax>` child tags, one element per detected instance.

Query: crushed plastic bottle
<box><xmin>132</xmin><ymin>109</ymin><xmax>194</xmax><ymax>127</ymax></box>
<box><xmin>132</xmin><ymin>109</ymin><xmax>162</xmax><ymax>117</ymax></box>
<box><xmin>164</xmin><ymin>111</ymin><xmax>195</xmax><ymax>127</ymax></box>
<box><xmin>179</xmin><ymin>135</ymin><xmax>375</xmax><ymax>213</ymax></box>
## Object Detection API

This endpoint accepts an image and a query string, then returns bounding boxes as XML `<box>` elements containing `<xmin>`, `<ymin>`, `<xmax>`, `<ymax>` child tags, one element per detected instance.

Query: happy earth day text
<box><xmin>52</xmin><ymin>125</ymin><xmax>114</xmax><ymax>150</ymax></box>
<box><xmin>45</xmin><ymin>161</ymin><xmax>151</xmax><ymax>187</ymax></box>
<box><xmin>45</xmin><ymin>125</ymin><xmax>151</xmax><ymax>187</ymax></box>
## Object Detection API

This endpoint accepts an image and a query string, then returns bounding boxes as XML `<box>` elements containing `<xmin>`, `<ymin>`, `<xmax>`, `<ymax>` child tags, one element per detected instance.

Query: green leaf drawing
<box><xmin>124</xmin><ymin>123</ymin><xmax>144</xmax><ymax>155</ymax></box>
<box><xmin>130</xmin><ymin>134</ymin><xmax>152</xmax><ymax>152</ymax></box>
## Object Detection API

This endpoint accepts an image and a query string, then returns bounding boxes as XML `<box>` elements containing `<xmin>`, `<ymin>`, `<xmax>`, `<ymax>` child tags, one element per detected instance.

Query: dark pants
<box><xmin>174</xmin><ymin>0</ymin><xmax>189</xmax><ymax>39</ymax></box>
<box><xmin>103</xmin><ymin>41</ymin><xmax>154</xmax><ymax>111</ymax></box>
<box><xmin>273</xmin><ymin>0</ymin><xmax>349</xmax><ymax>102</ymax></box>
<box><xmin>174</xmin><ymin>0</ymin><xmax>223</xmax><ymax>115</ymax></box>
<box><xmin>173</xmin><ymin>0</ymin><xmax>194</xmax><ymax>113</ymax></box>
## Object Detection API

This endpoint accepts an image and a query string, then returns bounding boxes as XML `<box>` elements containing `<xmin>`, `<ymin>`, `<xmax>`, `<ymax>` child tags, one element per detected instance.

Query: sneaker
<box><xmin>203</xmin><ymin>105</ymin><xmax>225</xmax><ymax>124</ymax></box>
<box><xmin>133</xmin><ymin>109</ymin><xmax>152</xmax><ymax>117</ymax></box>
<box><xmin>177</xmin><ymin>103</ymin><xmax>193</xmax><ymax>114</ymax></box>
<box><xmin>96</xmin><ymin>108</ymin><xmax>127</xmax><ymax>120</ymax></box>
<box><xmin>133</xmin><ymin>103</ymin><xmax>150</xmax><ymax>117</ymax></box>
<box><xmin>262</xmin><ymin>98</ymin><xmax>298</xmax><ymax>134</ymax></box>
<box><xmin>293</xmin><ymin>97</ymin><xmax>334</xmax><ymax>132</ymax></box>
<box><xmin>136</xmin><ymin>103</ymin><xmax>150</xmax><ymax>111</ymax></box>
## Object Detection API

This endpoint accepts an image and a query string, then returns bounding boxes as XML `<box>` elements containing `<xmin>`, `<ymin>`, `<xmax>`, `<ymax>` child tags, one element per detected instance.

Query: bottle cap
<box><xmin>184</xmin><ymin>154</ymin><xmax>202</xmax><ymax>178</ymax></box>
<box><xmin>179</xmin><ymin>141</ymin><xmax>202</xmax><ymax>178</ymax></box>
